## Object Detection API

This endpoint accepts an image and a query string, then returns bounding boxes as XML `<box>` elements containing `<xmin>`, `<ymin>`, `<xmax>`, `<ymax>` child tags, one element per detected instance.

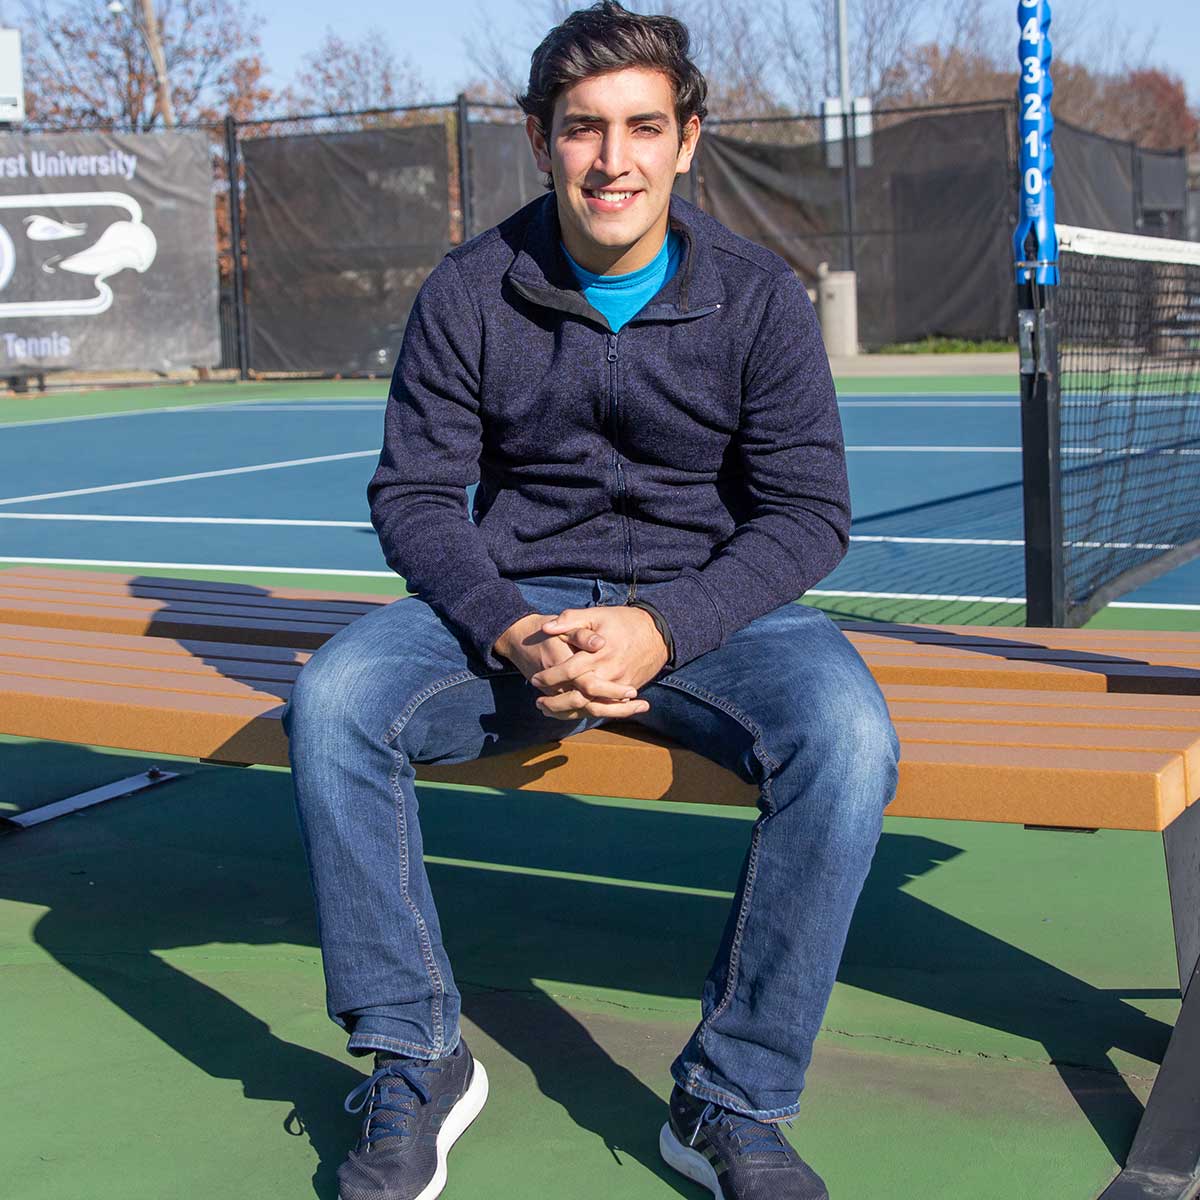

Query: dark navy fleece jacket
<box><xmin>368</xmin><ymin>193</ymin><xmax>850</xmax><ymax>672</ymax></box>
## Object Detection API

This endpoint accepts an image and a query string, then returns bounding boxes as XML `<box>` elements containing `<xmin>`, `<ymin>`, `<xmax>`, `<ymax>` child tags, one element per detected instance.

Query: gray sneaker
<box><xmin>660</xmin><ymin>1084</ymin><xmax>829</xmax><ymax>1200</ymax></box>
<box><xmin>338</xmin><ymin>1039</ymin><xmax>489</xmax><ymax>1200</ymax></box>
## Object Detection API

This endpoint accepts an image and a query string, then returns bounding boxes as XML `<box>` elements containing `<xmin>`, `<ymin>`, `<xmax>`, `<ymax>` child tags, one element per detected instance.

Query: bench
<box><xmin>0</xmin><ymin>564</ymin><xmax>1197</xmax><ymax>1200</ymax></box>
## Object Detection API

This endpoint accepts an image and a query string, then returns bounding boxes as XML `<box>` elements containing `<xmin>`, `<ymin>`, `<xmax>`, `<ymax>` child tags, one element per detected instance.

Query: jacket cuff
<box><xmin>446</xmin><ymin>579</ymin><xmax>536</xmax><ymax>671</ymax></box>
<box><xmin>637</xmin><ymin>569</ymin><xmax>724</xmax><ymax>669</ymax></box>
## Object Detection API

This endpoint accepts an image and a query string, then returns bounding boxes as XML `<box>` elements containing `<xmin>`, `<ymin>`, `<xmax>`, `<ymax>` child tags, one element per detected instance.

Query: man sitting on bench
<box><xmin>283</xmin><ymin>4</ymin><xmax>900</xmax><ymax>1198</ymax></box>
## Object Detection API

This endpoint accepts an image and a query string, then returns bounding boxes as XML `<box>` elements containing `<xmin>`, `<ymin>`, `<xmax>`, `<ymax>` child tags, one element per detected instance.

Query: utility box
<box><xmin>0</xmin><ymin>29</ymin><xmax>24</xmax><ymax>125</ymax></box>
<box><xmin>817</xmin><ymin>263</ymin><xmax>858</xmax><ymax>357</ymax></box>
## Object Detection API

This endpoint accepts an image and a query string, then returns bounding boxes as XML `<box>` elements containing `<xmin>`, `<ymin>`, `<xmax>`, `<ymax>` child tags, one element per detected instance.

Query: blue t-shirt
<box><xmin>562</xmin><ymin>231</ymin><xmax>683</xmax><ymax>332</ymax></box>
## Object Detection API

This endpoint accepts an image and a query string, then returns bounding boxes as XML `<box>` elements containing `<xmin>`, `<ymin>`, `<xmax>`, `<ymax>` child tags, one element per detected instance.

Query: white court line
<box><xmin>850</xmin><ymin>534</ymin><xmax>1179</xmax><ymax>550</ymax></box>
<box><xmin>0</xmin><ymin>513</ymin><xmax>372</xmax><ymax>527</ymax></box>
<box><xmin>835</xmin><ymin>391</ymin><xmax>1015</xmax><ymax>398</ymax></box>
<box><xmin>0</xmin><ymin>450</ymin><xmax>380</xmax><ymax>507</ymax></box>
<box><xmin>1061</xmin><ymin>447</ymin><xmax>1200</xmax><ymax>456</ymax></box>
<box><xmin>192</xmin><ymin>404</ymin><xmax>384</xmax><ymax>412</ymax></box>
<box><xmin>0</xmin><ymin>517</ymin><xmax>1173</xmax><ymax>553</ymax></box>
<box><xmin>1062</xmin><ymin>398</ymin><xmax>1200</xmax><ymax>406</ymax></box>
<box><xmin>1</xmin><ymin>394</ymin><xmax>387</xmax><ymax>430</ymax></box>
<box><xmin>810</xmin><ymin>587</ymin><xmax>1027</xmax><ymax>603</ymax></box>
<box><xmin>847</xmin><ymin>445</ymin><xmax>1200</xmax><ymax>454</ymax></box>
<box><xmin>1</xmin><ymin>557</ymin><xmax>1195</xmax><ymax>610</ymax></box>
<box><xmin>0</xmin><ymin>394</ymin><xmax>292</xmax><ymax>430</ymax></box>
<box><xmin>839</xmin><ymin>400</ymin><xmax>1018</xmax><ymax>408</ymax></box>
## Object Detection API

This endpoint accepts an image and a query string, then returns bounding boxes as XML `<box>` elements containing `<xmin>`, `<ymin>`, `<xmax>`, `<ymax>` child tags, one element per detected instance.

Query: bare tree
<box><xmin>457</xmin><ymin>0</ymin><xmax>1197</xmax><ymax>145</ymax></box>
<box><xmin>17</xmin><ymin>0</ymin><xmax>271</xmax><ymax>128</ymax></box>
<box><xmin>279</xmin><ymin>27</ymin><xmax>430</xmax><ymax>116</ymax></box>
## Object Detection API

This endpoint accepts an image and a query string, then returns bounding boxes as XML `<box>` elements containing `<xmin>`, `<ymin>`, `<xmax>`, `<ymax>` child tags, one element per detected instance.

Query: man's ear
<box><xmin>675</xmin><ymin>114</ymin><xmax>701</xmax><ymax>176</ymax></box>
<box><xmin>526</xmin><ymin>115</ymin><xmax>553</xmax><ymax>175</ymax></box>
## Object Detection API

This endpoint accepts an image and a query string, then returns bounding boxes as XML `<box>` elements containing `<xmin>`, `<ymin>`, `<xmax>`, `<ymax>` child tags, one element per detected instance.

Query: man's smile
<box><xmin>582</xmin><ymin>186</ymin><xmax>643</xmax><ymax>211</ymax></box>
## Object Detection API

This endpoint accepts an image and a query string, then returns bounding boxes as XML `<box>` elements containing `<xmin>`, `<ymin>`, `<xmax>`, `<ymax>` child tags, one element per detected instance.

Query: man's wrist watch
<box><xmin>626</xmin><ymin>598</ymin><xmax>675</xmax><ymax>670</ymax></box>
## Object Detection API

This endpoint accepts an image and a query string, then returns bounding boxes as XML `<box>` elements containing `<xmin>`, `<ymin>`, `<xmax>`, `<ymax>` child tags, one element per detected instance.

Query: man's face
<box><xmin>527</xmin><ymin>67</ymin><xmax>700</xmax><ymax>275</ymax></box>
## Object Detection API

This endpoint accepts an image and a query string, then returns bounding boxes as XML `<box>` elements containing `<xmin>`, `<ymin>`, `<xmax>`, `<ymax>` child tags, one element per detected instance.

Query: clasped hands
<box><xmin>493</xmin><ymin>605</ymin><xmax>670</xmax><ymax>721</ymax></box>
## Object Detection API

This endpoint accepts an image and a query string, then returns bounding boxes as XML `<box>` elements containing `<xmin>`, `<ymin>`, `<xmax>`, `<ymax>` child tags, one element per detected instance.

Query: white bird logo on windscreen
<box><xmin>0</xmin><ymin>191</ymin><xmax>158</xmax><ymax>316</ymax></box>
<box><xmin>23</xmin><ymin>214</ymin><xmax>87</xmax><ymax>240</ymax></box>
<box><xmin>57</xmin><ymin>220</ymin><xmax>157</xmax><ymax>279</ymax></box>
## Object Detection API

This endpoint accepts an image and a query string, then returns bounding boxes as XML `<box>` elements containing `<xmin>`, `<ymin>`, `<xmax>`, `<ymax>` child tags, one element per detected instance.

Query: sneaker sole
<box><xmin>659</xmin><ymin>1122</ymin><xmax>722</xmax><ymax>1199</ymax></box>
<box><xmin>339</xmin><ymin>1058</ymin><xmax>490</xmax><ymax>1200</ymax></box>
<box><xmin>418</xmin><ymin>1058</ymin><xmax>490</xmax><ymax>1200</ymax></box>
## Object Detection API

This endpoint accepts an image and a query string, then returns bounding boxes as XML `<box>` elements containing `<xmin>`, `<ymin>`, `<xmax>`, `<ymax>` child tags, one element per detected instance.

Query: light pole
<box><xmin>836</xmin><ymin>0</ymin><xmax>850</xmax><ymax>117</ymax></box>
<box><xmin>106</xmin><ymin>0</ymin><xmax>175</xmax><ymax>127</ymax></box>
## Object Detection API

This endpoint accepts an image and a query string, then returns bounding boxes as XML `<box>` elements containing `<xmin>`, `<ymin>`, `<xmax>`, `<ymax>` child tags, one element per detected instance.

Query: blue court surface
<box><xmin>0</xmin><ymin>386</ymin><xmax>1196</xmax><ymax>622</ymax></box>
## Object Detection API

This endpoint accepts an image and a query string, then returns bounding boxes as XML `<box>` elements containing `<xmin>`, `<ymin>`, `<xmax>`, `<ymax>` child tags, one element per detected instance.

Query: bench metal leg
<box><xmin>0</xmin><ymin>769</ymin><xmax>181</xmax><ymax>830</ymax></box>
<box><xmin>1097</xmin><ymin>801</ymin><xmax>1200</xmax><ymax>1200</ymax></box>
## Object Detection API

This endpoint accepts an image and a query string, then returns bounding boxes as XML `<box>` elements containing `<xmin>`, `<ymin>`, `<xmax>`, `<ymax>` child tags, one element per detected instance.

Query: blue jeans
<box><xmin>283</xmin><ymin>575</ymin><xmax>898</xmax><ymax>1121</ymax></box>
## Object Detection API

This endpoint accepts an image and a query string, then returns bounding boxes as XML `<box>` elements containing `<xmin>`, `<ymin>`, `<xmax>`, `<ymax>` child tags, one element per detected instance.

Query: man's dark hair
<box><xmin>517</xmin><ymin>1</ymin><xmax>708</xmax><ymax>141</ymax></box>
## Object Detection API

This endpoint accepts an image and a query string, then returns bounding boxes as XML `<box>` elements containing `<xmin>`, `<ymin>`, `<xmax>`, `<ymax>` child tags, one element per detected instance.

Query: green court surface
<box><xmin>0</xmin><ymin>736</ymin><xmax>1178</xmax><ymax>1199</ymax></box>
<box><xmin>0</xmin><ymin>373</ymin><xmax>1194</xmax><ymax>1198</ymax></box>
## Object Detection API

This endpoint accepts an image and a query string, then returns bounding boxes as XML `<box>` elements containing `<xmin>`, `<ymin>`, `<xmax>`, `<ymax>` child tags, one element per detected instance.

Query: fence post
<box><xmin>456</xmin><ymin>93</ymin><xmax>473</xmax><ymax>243</ymax></box>
<box><xmin>841</xmin><ymin>109</ymin><xmax>857</xmax><ymax>273</ymax></box>
<box><xmin>224</xmin><ymin>114</ymin><xmax>249</xmax><ymax>381</ymax></box>
<box><xmin>1131</xmin><ymin>139</ymin><xmax>1143</xmax><ymax>231</ymax></box>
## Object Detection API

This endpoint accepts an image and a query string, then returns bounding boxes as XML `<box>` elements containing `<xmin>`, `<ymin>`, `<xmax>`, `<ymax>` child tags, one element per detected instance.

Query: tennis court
<box><xmin>0</xmin><ymin>371</ymin><xmax>1196</xmax><ymax>627</ymax></box>
<box><xmin>0</xmin><ymin>366</ymin><xmax>1194</xmax><ymax>1198</ymax></box>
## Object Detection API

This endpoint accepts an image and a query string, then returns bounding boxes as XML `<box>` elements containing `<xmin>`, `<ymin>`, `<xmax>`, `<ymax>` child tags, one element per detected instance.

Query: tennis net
<box><xmin>1051</xmin><ymin>223</ymin><xmax>1200</xmax><ymax>623</ymax></box>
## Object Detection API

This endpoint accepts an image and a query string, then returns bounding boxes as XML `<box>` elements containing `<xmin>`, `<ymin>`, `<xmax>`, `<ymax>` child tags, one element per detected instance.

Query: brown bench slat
<box><xmin>1</xmin><ymin>671</ymin><xmax>1188</xmax><ymax>830</ymax></box>
<box><xmin>8</xmin><ymin>645</ymin><xmax>1195</xmax><ymax>792</ymax></box>
<box><xmin>0</xmin><ymin>584</ymin><xmax>366</xmax><ymax>627</ymax></box>
<box><xmin>6</xmin><ymin>622</ymin><xmax>1200</xmax><ymax>710</ymax></box>
<box><xmin>423</xmin><ymin>731</ymin><xmax>1188</xmax><ymax>831</ymax></box>
<box><xmin>879</xmin><ymin>682</ymin><xmax>1200</xmax><ymax>713</ymax></box>
<box><xmin>9</xmin><ymin>637</ymin><xmax>1196</xmax><ymax>785</ymax></box>
<box><xmin>0</xmin><ymin>652</ymin><xmax>296</xmax><ymax>698</ymax></box>
<box><xmin>884</xmin><ymin>743</ymin><xmax>1187</xmax><ymax>831</ymax></box>
<box><xmin>0</xmin><ymin>574</ymin><xmax>383</xmax><ymax>617</ymax></box>
<box><xmin>0</xmin><ymin>636</ymin><xmax>301</xmax><ymax>685</ymax></box>
<box><xmin>864</xmin><ymin>652</ymin><xmax>1133</xmax><ymax>692</ymax></box>
<box><xmin>2</xmin><ymin>571</ymin><xmax>1197</xmax><ymax>695</ymax></box>
<box><xmin>4</xmin><ymin>624</ymin><xmax>1196</xmax><ymax>753</ymax></box>
<box><xmin>0</xmin><ymin>598</ymin><xmax>347</xmax><ymax>649</ymax></box>
<box><xmin>843</xmin><ymin>621</ymin><xmax>1200</xmax><ymax>649</ymax></box>
<box><xmin>0</xmin><ymin>565</ymin><xmax>396</xmax><ymax>606</ymax></box>
<box><xmin>886</xmin><ymin>696</ymin><xmax>1200</xmax><ymax>731</ymax></box>
<box><xmin>847</xmin><ymin>631</ymin><xmax>1200</xmax><ymax>669</ymax></box>
<box><xmin>0</xmin><ymin>623</ymin><xmax>313</xmax><ymax>667</ymax></box>
<box><xmin>0</xmin><ymin>673</ymin><xmax>288</xmax><ymax>766</ymax></box>
<box><xmin>892</xmin><ymin>719</ymin><xmax>1200</xmax><ymax>798</ymax></box>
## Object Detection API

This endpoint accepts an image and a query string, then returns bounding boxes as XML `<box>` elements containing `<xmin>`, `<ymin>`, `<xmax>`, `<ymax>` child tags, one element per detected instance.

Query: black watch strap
<box><xmin>626</xmin><ymin>598</ymin><xmax>675</xmax><ymax>669</ymax></box>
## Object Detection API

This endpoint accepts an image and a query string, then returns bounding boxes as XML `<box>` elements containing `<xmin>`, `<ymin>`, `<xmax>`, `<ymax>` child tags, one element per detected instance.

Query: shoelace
<box><xmin>343</xmin><ymin>1059</ymin><xmax>445</xmax><ymax>1149</ymax></box>
<box><xmin>689</xmin><ymin>1101</ymin><xmax>794</xmax><ymax>1160</ymax></box>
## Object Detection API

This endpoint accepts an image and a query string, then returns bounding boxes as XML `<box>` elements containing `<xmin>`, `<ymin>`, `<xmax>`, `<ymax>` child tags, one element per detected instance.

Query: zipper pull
<box><xmin>607</xmin><ymin>334</ymin><xmax>618</xmax><ymax>362</ymax></box>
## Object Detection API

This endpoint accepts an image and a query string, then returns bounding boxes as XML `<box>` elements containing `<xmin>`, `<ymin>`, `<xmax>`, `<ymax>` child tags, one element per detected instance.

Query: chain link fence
<box><xmin>6</xmin><ymin>98</ymin><xmax>1191</xmax><ymax>377</ymax></box>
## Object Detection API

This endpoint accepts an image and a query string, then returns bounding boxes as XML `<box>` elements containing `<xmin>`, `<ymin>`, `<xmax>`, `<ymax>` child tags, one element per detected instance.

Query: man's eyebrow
<box><xmin>560</xmin><ymin>110</ymin><xmax>671</xmax><ymax>124</ymax></box>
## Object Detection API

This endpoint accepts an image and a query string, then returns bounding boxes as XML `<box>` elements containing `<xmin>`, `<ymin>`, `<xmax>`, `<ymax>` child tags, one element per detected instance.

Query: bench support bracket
<box><xmin>1096</xmin><ymin>802</ymin><xmax>1200</xmax><ymax>1200</ymax></box>
<box><xmin>0</xmin><ymin>769</ymin><xmax>182</xmax><ymax>831</ymax></box>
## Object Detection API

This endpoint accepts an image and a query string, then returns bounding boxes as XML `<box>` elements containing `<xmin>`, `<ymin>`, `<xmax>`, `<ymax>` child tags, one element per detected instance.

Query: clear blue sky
<box><xmin>259</xmin><ymin>0</ymin><xmax>1200</xmax><ymax>108</ymax></box>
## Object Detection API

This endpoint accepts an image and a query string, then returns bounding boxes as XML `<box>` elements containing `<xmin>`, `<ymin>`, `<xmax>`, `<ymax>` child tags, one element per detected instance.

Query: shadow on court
<box><xmin>0</xmin><ymin>728</ymin><xmax>1173</xmax><ymax>1197</ymax></box>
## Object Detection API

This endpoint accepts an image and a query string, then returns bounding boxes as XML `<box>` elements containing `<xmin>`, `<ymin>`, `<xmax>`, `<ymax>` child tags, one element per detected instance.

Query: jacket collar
<box><xmin>504</xmin><ymin>192</ymin><xmax>725</xmax><ymax>327</ymax></box>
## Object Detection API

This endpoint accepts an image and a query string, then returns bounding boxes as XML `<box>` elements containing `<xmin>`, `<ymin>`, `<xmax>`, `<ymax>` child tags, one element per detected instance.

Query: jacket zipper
<box><xmin>607</xmin><ymin>331</ymin><xmax>637</xmax><ymax>597</ymax></box>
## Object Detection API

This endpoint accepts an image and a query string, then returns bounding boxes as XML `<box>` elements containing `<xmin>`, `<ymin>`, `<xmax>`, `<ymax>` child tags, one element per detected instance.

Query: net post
<box><xmin>456</xmin><ymin>93</ymin><xmax>473</xmax><ymax>243</ymax></box>
<box><xmin>1018</xmin><ymin>284</ymin><xmax>1066</xmax><ymax>626</ymax></box>
<box><xmin>223</xmin><ymin>114</ymin><xmax>249</xmax><ymax>381</ymax></box>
